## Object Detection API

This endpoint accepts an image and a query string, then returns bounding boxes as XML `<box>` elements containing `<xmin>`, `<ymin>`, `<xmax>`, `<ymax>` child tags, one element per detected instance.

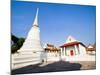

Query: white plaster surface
<box><xmin>61</xmin><ymin>54</ymin><xmax>95</xmax><ymax>61</ymax></box>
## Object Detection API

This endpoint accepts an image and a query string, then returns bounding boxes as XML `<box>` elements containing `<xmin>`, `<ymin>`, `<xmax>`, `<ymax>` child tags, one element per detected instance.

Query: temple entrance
<box><xmin>70</xmin><ymin>50</ymin><xmax>74</xmax><ymax>56</ymax></box>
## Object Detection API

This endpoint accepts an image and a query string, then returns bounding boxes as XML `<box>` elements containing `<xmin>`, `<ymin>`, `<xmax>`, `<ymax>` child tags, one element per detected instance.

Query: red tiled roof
<box><xmin>45</xmin><ymin>48</ymin><xmax>60</xmax><ymax>51</ymax></box>
<box><xmin>47</xmin><ymin>44</ymin><xmax>54</xmax><ymax>47</ymax></box>
<box><xmin>60</xmin><ymin>41</ymin><xmax>86</xmax><ymax>48</ymax></box>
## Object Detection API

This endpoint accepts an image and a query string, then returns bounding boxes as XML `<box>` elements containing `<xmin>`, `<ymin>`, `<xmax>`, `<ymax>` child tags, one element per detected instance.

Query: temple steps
<box><xmin>12</xmin><ymin>54</ymin><xmax>42</xmax><ymax>70</ymax></box>
<box><xmin>12</xmin><ymin>59</ymin><xmax>41</xmax><ymax>70</ymax></box>
<box><xmin>13</xmin><ymin>58</ymin><xmax>40</xmax><ymax>64</ymax></box>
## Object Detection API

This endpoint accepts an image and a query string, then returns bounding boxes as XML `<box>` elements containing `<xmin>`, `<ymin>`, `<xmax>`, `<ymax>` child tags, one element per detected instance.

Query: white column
<box><xmin>62</xmin><ymin>48</ymin><xmax>64</xmax><ymax>56</ymax></box>
<box><xmin>74</xmin><ymin>45</ymin><xmax>78</xmax><ymax>55</ymax></box>
<box><xmin>60</xmin><ymin>48</ymin><xmax>62</xmax><ymax>56</ymax></box>
<box><xmin>64</xmin><ymin>47</ymin><xmax>66</xmax><ymax>56</ymax></box>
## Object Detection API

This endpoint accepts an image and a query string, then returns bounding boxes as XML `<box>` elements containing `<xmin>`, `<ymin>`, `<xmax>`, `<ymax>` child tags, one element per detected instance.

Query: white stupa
<box><xmin>12</xmin><ymin>8</ymin><xmax>44</xmax><ymax>69</ymax></box>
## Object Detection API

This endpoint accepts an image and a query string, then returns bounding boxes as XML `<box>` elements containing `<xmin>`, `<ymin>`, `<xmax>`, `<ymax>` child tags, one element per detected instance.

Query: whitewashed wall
<box><xmin>65</xmin><ymin>46</ymin><xmax>75</xmax><ymax>56</ymax></box>
<box><xmin>45</xmin><ymin>52</ymin><xmax>60</xmax><ymax>61</ymax></box>
<box><xmin>78</xmin><ymin>44</ymin><xmax>86</xmax><ymax>55</ymax></box>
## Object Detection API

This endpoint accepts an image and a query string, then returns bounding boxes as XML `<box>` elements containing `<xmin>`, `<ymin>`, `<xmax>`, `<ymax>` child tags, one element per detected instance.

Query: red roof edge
<box><xmin>60</xmin><ymin>42</ymin><xmax>86</xmax><ymax>48</ymax></box>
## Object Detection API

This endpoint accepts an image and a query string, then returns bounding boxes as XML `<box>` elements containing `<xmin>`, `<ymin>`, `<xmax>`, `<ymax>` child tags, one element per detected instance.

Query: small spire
<box><xmin>66</xmin><ymin>35</ymin><xmax>77</xmax><ymax>43</ymax></box>
<box><xmin>33</xmin><ymin>8</ymin><xmax>39</xmax><ymax>26</ymax></box>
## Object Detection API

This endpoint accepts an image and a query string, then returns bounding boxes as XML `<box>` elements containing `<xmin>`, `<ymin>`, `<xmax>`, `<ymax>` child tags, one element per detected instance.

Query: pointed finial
<box><xmin>33</xmin><ymin>8</ymin><xmax>39</xmax><ymax>26</ymax></box>
<box><xmin>66</xmin><ymin>35</ymin><xmax>77</xmax><ymax>43</ymax></box>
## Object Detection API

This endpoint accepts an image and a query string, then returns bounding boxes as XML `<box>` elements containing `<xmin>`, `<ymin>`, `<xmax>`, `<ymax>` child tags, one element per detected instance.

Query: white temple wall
<box><xmin>45</xmin><ymin>52</ymin><xmax>60</xmax><ymax>61</ymax></box>
<box><xmin>65</xmin><ymin>46</ymin><xmax>75</xmax><ymax>56</ymax></box>
<box><xmin>92</xmin><ymin>51</ymin><xmax>96</xmax><ymax>54</ymax></box>
<box><xmin>78</xmin><ymin>44</ymin><xmax>86</xmax><ymax>55</ymax></box>
<box><xmin>60</xmin><ymin>48</ymin><xmax>63</xmax><ymax>56</ymax></box>
<box><xmin>46</xmin><ymin>52</ymin><xmax>59</xmax><ymax>57</ymax></box>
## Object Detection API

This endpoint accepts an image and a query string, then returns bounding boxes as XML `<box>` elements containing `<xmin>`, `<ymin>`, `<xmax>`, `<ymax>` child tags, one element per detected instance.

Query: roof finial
<box><xmin>33</xmin><ymin>8</ymin><xmax>39</xmax><ymax>26</ymax></box>
<box><xmin>66</xmin><ymin>35</ymin><xmax>77</xmax><ymax>43</ymax></box>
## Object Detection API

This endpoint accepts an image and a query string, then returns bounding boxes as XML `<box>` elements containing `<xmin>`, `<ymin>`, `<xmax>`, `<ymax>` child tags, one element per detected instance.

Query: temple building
<box><xmin>86</xmin><ymin>44</ymin><xmax>96</xmax><ymax>55</ymax></box>
<box><xmin>12</xmin><ymin>8</ymin><xmax>44</xmax><ymax>69</ymax></box>
<box><xmin>60</xmin><ymin>36</ymin><xmax>87</xmax><ymax>57</ymax></box>
<box><xmin>43</xmin><ymin>44</ymin><xmax>60</xmax><ymax>62</ymax></box>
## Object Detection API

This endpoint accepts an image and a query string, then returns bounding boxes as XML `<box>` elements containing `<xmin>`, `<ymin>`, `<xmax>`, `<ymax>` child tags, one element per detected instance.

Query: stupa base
<box><xmin>12</xmin><ymin>52</ymin><xmax>43</xmax><ymax>70</ymax></box>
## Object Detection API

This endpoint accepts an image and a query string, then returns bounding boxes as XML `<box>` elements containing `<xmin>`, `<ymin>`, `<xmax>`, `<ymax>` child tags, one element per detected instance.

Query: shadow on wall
<box><xmin>12</xmin><ymin>61</ymin><xmax>82</xmax><ymax>75</ymax></box>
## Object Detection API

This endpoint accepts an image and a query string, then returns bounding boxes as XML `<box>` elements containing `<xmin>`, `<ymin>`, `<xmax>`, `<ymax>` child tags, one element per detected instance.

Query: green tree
<box><xmin>11</xmin><ymin>44</ymin><xmax>18</xmax><ymax>53</ymax></box>
<box><xmin>11</xmin><ymin>34</ymin><xmax>19</xmax><ymax>44</ymax></box>
<box><xmin>17</xmin><ymin>38</ymin><xmax>25</xmax><ymax>49</ymax></box>
<box><xmin>11</xmin><ymin>34</ymin><xmax>25</xmax><ymax>54</ymax></box>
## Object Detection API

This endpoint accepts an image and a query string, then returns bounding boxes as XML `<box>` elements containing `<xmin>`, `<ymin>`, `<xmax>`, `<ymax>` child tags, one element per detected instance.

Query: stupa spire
<box><xmin>33</xmin><ymin>8</ymin><xmax>39</xmax><ymax>26</ymax></box>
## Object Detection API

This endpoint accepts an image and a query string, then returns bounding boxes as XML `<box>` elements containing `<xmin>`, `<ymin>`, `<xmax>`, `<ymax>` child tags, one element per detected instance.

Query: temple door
<box><xmin>70</xmin><ymin>50</ymin><xmax>74</xmax><ymax>56</ymax></box>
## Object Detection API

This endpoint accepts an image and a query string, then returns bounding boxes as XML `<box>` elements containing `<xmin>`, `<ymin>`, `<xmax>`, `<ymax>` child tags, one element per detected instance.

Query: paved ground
<box><xmin>77</xmin><ymin>61</ymin><xmax>96</xmax><ymax>70</ymax></box>
<box><xmin>11</xmin><ymin>61</ymin><xmax>96</xmax><ymax>75</ymax></box>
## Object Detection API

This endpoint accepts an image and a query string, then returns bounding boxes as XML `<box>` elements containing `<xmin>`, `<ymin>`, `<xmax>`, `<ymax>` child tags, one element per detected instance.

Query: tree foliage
<box><xmin>11</xmin><ymin>34</ymin><xmax>19</xmax><ymax>44</ymax></box>
<box><xmin>17</xmin><ymin>38</ymin><xmax>25</xmax><ymax>49</ymax></box>
<box><xmin>11</xmin><ymin>34</ymin><xmax>25</xmax><ymax>54</ymax></box>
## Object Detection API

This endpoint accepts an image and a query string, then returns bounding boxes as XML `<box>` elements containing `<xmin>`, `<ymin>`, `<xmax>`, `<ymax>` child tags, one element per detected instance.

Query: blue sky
<box><xmin>11</xmin><ymin>1</ymin><xmax>96</xmax><ymax>46</ymax></box>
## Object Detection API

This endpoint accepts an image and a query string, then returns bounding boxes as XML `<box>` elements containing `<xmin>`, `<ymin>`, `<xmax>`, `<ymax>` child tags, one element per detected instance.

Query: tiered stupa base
<box><xmin>12</xmin><ymin>51</ymin><xmax>43</xmax><ymax>70</ymax></box>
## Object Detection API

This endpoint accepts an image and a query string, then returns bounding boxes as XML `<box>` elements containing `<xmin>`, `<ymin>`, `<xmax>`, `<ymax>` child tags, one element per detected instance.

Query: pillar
<box><xmin>60</xmin><ymin>48</ymin><xmax>62</xmax><ymax>56</ymax></box>
<box><xmin>64</xmin><ymin>47</ymin><xmax>66</xmax><ymax>56</ymax></box>
<box><xmin>74</xmin><ymin>45</ymin><xmax>79</xmax><ymax>55</ymax></box>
